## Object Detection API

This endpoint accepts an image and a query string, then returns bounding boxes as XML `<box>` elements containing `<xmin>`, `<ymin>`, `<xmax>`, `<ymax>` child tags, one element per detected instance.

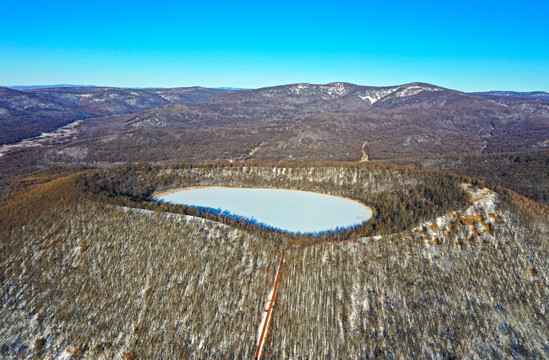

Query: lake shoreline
<box><xmin>154</xmin><ymin>186</ymin><xmax>373</xmax><ymax>234</ymax></box>
<box><xmin>153</xmin><ymin>185</ymin><xmax>373</xmax><ymax>208</ymax></box>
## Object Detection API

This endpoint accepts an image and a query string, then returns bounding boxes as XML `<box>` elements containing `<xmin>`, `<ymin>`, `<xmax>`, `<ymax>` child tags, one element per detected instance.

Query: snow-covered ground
<box><xmin>411</xmin><ymin>184</ymin><xmax>500</xmax><ymax>245</ymax></box>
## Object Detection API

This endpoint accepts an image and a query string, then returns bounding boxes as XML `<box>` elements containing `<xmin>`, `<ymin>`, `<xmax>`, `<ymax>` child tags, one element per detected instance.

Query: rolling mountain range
<box><xmin>35</xmin><ymin>82</ymin><xmax>549</xmax><ymax>163</ymax></box>
<box><xmin>472</xmin><ymin>91</ymin><xmax>549</xmax><ymax>118</ymax></box>
<box><xmin>0</xmin><ymin>86</ymin><xmax>234</xmax><ymax>144</ymax></box>
<box><xmin>1</xmin><ymin>81</ymin><xmax>548</xmax><ymax>203</ymax></box>
<box><xmin>473</xmin><ymin>90</ymin><xmax>549</xmax><ymax>99</ymax></box>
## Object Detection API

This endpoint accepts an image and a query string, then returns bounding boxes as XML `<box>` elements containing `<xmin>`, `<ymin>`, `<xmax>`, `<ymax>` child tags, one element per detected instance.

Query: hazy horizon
<box><xmin>3</xmin><ymin>82</ymin><xmax>549</xmax><ymax>94</ymax></box>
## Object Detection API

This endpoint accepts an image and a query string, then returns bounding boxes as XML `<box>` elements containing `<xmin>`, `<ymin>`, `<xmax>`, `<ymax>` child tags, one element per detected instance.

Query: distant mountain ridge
<box><xmin>7</xmin><ymin>85</ymin><xmax>252</xmax><ymax>91</ymax></box>
<box><xmin>7</xmin><ymin>84</ymin><xmax>102</xmax><ymax>90</ymax></box>
<box><xmin>472</xmin><ymin>91</ymin><xmax>549</xmax><ymax>118</ymax></box>
<box><xmin>9</xmin><ymin>85</ymin><xmax>547</xmax><ymax>96</ymax></box>
<box><xmin>214</xmin><ymin>87</ymin><xmax>251</xmax><ymax>91</ymax></box>
<box><xmin>472</xmin><ymin>91</ymin><xmax>549</xmax><ymax>99</ymax></box>
<box><xmin>205</xmin><ymin>82</ymin><xmax>446</xmax><ymax>107</ymax></box>
<box><xmin>2</xmin><ymin>81</ymin><xmax>549</xmax><ymax>164</ymax></box>
<box><xmin>0</xmin><ymin>86</ymin><xmax>235</xmax><ymax>144</ymax></box>
<box><xmin>51</xmin><ymin>81</ymin><xmax>549</xmax><ymax>165</ymax></box>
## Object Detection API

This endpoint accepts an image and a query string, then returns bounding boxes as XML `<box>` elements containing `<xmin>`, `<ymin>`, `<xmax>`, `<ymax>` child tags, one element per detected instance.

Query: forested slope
<box><xmin>412</xmin><ymin>150</ymin><xmax>549</xmax><ymax>205</ymax></box>
<box><xmin>0</xmin><ymin>175</ymin><xmax>282</xmax><ymax>358</ymax></box>
<box><xmin>1</xmin><ymin>163</ymin><xmax>548</xmax><ymax>358</ymax></box>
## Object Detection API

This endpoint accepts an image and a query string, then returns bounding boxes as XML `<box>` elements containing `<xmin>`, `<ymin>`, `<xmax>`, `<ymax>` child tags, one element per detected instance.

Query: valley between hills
<box><xmin>1</xmin><ymin>82</ymin><xmax>548</xmax><ymax>358</ymax></box>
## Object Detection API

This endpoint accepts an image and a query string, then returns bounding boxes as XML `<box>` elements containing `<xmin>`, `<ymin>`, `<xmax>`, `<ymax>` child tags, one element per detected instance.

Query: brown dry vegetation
<box><xmin>1</xmin><ymin>163</ymin><xmax>548</xmax><ymax>359</ymax></box>
<box><xmin>264</xmin><ymin>206</ymin><xmax>549</xmax><ymax>358</ymax></box>
<box><xmin>413</xmin><ymin>150</ymin><xmax>549</xmax><ymax>206</ymax></box>
<box><xmin>0</xmin><ymin>86</ymin><xmax>233</xmax><ymax>145</ymax></box>
<box><xmin>78</xmin><ymin>163</ymin><xmax>470</xmax><ymax>239</ymax></box>
<box><xmin>1</xmin><ymin>193</ymin><xmax>283</xmax><ymax>358</ymax></box>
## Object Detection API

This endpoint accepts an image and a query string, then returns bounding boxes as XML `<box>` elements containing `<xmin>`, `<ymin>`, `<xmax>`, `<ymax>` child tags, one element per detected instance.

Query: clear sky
<box><xmin>1</xmin><ymin>0</ymin><xmax>548</xmax><ymax>91</ymax></box>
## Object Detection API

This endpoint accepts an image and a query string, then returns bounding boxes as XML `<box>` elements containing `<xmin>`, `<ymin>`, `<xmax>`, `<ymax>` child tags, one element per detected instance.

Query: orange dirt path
<box><xmin>255</xmin><ymin>247</ymin><xmax>287</xmax><ymax>359</ymax></box>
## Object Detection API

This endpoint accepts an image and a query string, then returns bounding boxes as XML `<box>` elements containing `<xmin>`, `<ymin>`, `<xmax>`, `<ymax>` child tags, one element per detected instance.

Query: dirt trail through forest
<box><xmin>255</xmin><ymin>247</ymin><xmax>287</xmax><ymax>359</ymax></box>
<box><xmin>255</xmin><ymin>237</ymin><xmax>357</xmax><ymax>359</ymax></box>
<box><xmin>360</xmin><ymin>142</ymin><xmax>369</xmax><ymax>162</ymax></box>
<box><xmin>480</xmin><ymin>121</ymin><xmax>496</xmax><ymax>153</ymax></box>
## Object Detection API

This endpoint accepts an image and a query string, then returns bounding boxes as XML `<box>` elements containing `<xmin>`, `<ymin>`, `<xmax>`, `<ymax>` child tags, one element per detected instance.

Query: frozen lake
<box><xmin>156</xmin><ymin>186</ymin><xmax>372</xmax><ymax>234</ymax></box>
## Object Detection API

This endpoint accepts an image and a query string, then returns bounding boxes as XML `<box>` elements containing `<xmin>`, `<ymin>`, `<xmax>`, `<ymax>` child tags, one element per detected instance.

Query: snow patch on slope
<box><xmin>322</xmin><ymin>83</ymin><xmax>350</xmax><ymax>97</ymax></box>
<box><xmin>413</xmin><ymin>185</ymin><xmax>500</xmax><ymax>246</ymax></box>
<box><xmin>393</xmin><ymin>85</ymin><xmax>443</xmax><ymax>98</ymax></box>
<box><xmin>357</xmin><ymin>88</ymin><xmax>398</xmax><ymax>104</ymax></box>
<box><xmin>271</xmin><ymin>83</ymin><xmax>443</xmax><ymax>105</ymax></box>
<box><xmin>289</xmin><ymin>84</ymin><xmax>310</xmax><ymax>95</ymax></box>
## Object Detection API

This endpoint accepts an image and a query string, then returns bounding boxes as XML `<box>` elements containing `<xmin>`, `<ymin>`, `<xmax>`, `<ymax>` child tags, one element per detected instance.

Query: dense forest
<box><xmin>1</xmin><ymin>162</ymin><xmax>548</xmax><ymax>358</ymax></box>
<box><xmin>77</xmin><ymin>163</ymin><xmax>471</xmax><ymax>240</ymax></box>
<box><xmin>409</xmin><ymin>150</ymin><xmax>549</xmax><ymax>205</ymax></box>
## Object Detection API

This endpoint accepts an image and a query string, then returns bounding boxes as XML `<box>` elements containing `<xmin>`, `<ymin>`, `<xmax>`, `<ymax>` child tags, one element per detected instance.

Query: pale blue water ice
<box><xmin>157</xmin><ymin>186</ymin><xmax>372</xmax><ymax>234</ymax></box>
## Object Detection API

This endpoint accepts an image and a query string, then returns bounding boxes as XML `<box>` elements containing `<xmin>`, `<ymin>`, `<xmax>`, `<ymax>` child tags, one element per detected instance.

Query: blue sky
<box><xmin>1</xmin><ymin>0</ymin><xmax>548</xmax><ymax>91</ymax></box>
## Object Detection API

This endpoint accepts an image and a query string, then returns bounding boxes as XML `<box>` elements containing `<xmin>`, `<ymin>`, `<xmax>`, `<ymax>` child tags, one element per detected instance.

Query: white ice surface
<box><xmin>157</xmin><ymin>187</ymin><xmax>372</xmax><ymax>234</ymax></box>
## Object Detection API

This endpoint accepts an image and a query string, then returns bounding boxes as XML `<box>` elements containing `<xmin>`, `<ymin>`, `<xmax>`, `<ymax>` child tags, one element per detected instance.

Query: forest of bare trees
<box><xmin>1</xmin><ymin>163</ymin><xmax>548</xmax><ymax>358</ymax></box>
